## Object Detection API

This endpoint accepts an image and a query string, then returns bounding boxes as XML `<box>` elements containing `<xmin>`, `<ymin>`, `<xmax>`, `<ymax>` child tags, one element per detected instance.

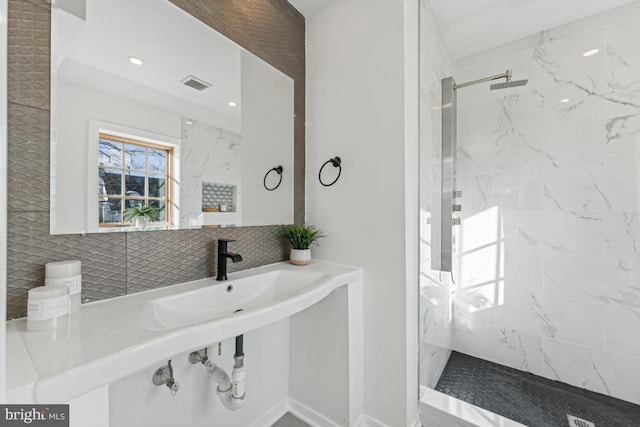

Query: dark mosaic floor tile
<box><xmin>435</xmin><ymin>352</ymin><xmax>640</xmax><ymax>427</ymax></box>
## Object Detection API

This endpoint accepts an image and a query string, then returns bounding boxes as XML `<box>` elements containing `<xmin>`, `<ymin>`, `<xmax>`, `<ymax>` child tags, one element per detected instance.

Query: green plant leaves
<box><xmin>123</xmin><ymin>205</ymin><xmax>160</xmax><ymax>222</ymax></box>
<box><xmin>281</xmin><ymin>224</ymin><xmax>325</xmax><ymax>250</ymax></box>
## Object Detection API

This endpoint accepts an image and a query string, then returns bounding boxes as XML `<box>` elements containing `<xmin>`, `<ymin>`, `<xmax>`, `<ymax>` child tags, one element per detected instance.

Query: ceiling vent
<box><xmin>181</xmin><ymin>75</ymin><xmax>212</xmax><ymax>91</ymax></box>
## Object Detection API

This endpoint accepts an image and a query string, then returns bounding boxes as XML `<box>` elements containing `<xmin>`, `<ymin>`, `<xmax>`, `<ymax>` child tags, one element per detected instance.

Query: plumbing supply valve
<box><xmin>189</xmin><ymin>348</ymin><xmax>209</xmax><ymax>365</ymax></box>
<box><xmin>152</xmin><ymin>360</ymin><xmax>180</xmax><ymax>396</ymax></box>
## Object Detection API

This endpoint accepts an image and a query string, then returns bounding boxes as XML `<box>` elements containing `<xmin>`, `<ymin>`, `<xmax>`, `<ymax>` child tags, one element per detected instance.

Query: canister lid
<box><xmin>28</xmin><ymin>285</ymin><xmax>69</xmax><ymax>299</ymax></box>
<box><xmin>45</xmin><ymin>260</ymin><xmax>81</xmax><ymax>279</ymax></box>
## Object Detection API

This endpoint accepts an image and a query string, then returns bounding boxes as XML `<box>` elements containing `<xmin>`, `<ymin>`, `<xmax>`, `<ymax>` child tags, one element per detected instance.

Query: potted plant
<box><xmin>123</xmin><ymin>205</ymin><xmax>159</xmax><ymax>228</ymax></box>
<box><xmin>281</xmin><ymin>224</ymin><xmax>325</xmax><ymax>265</ymax></box>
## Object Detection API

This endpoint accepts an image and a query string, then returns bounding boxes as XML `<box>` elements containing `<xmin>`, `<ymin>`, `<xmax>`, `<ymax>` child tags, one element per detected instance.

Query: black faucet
<box><xmin>216</xmin><ymin>239</ymin><xmax>243</xmax><ymax>281</ymax></box>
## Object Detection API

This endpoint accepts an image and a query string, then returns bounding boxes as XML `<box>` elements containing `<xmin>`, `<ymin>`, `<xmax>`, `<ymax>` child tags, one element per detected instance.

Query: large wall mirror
<box><xmin>50</xmin><ymin>0</ymin><xmax>294</xmax><ymax>235</ymax></box>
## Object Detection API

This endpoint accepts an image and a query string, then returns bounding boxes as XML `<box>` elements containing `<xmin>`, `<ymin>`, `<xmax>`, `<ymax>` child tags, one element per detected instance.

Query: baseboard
<box><xmin>359</xmin><ymin>413</ymin><xmax>421</xmax><ymax>427</ymax></box>
<box><xmin>288</xmin><ymin>398</ymin><xmax>342</xmax><ymax>427</ymax></box>
<box><xmin>285</xmin><ymin>400</ymin><xmax>420</xmax><ymax>427</ymax></box>
<box><xmin>361</xmin><ymin>415</ymin><xmax>389</xmax><ymax>427</ymax></box>
<box><xmin>251</xmin><ymin>398</ymin><xmax>289</xmax><ymax>427</ymax></box>
<box><xmin>351</xmin><ymin>414</ymin><xmax>366</xmax><ymax>427</ymax></box>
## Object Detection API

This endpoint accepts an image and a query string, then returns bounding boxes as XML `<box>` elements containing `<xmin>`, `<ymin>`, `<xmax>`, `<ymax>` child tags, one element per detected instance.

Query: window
<box><xmin>98</xmin><ymin>133</ymin><xmax>173</xmax><ymax>227</ymax></box>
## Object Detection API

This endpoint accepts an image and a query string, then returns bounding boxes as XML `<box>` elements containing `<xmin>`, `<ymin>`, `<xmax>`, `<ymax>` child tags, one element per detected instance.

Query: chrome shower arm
<box><xmin>453</xmin><ymin>70</ymin><xmax>512</xmax><ymax>90</ymax></box>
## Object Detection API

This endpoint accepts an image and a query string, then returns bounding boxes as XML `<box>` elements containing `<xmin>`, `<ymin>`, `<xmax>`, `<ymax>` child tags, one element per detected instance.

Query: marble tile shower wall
<box><xmin>451</xmin><ymin>2</ymin><xmax>640</xmax><ymax>406</ymax></box>
<box><xmin>418</xmin><ymin>0</ymin><xmax>455</xmax><ymax>389</ymax></box>
<box><xmin>181</xmin><ymin>120</ymin><xmax>242</xmax><ymax>224</ymax></box>
<box><xmin>6</xmin><ymin>0</ymin><xmax>304</xmax><ymax>319</ymax></box>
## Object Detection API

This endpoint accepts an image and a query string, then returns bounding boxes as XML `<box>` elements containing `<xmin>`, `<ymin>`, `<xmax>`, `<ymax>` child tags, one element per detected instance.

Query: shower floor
<box><xmin>435</xmin><ymin>352</ymin><xmax>640</xmax><ymax>427</ymax></box>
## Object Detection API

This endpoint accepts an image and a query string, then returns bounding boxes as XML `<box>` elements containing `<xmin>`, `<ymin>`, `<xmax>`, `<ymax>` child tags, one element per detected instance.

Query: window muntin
<box><xmin>98</xmin><ymin>133</ymin><xmax>172</xmax><ymax>227</ymax></box>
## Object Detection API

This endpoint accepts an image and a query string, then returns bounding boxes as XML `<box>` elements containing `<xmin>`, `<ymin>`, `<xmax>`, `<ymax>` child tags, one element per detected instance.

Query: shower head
<box><xmin>490</xmin><ymin>79</ymin><xmax>529</xmax><ymax>90</ymax></box>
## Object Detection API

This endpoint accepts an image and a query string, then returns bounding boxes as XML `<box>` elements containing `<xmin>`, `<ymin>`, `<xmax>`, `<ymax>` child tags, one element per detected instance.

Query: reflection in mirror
<box><xmin>50</xmin><ymin>0</ymin><xmax>294</xmax><ymax>235</ymax></box>
<box><xmin>181</xmin><ymin>118</ymin><xmax>241</xmax><ymax>226</ymax></box>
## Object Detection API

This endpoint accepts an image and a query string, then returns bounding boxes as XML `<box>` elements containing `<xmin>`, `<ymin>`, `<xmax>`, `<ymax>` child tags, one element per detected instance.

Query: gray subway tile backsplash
<box><xmin>7</xmin><ymin>211</ymin><xmax>128</xmax><ymax>319</ymax></box>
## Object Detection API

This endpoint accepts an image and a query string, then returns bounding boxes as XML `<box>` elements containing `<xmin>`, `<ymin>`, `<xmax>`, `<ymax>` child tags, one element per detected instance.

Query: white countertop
<box><xmin>7</xmin><ymin>261</ymin><xmax>362</xmax><ymax>403</ymax></box>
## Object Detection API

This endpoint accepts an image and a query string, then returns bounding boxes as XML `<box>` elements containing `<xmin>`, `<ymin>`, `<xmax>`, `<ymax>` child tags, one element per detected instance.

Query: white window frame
<box><xmin>86</xmin><ymin>120</ymin><xmax>180</xmax><ymax>233</ymax></box>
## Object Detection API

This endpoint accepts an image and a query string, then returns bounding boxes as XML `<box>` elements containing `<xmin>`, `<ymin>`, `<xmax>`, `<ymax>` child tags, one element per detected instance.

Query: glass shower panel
<box><xmin>418</xmin><ymin>0</ymin><xmax>455</xmax><ymax>392</ymax></box>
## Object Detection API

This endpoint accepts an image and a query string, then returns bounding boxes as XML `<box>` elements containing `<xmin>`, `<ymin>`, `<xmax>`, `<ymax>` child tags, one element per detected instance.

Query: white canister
<box><xmin>45</xmin><ymin>260</ymin><xmax>82</xmax><ymax>314</ymax></box>
<box><xmin>27</xmin><ymin>285</ymin><xmax>70</xmax><ymax>332</ymax></box>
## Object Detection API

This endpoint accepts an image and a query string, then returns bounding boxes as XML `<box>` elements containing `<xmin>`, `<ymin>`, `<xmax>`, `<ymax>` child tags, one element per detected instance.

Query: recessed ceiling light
<box><xmin>228</xmin><ymin>101</ymin><xmax>237</xmax><ymax>107</ymax></box>
<box><xmin>582</xmin><ymin>48</ymin><xmax>599</xmax><ymax>57</ymax></box>
<box><xmin>128</xmin><ymin>56</ymin><xmax>144</xmax><ymax>65</ymax></box>
<box><xmin>560</xmin><ymin>98</ymin><xmax>570</xmax><ymax>103</ymax></box>
<box><xmin>185</xmin><ymin>119</ymin><xmax>194</xmax><ymax>125</ymax></box>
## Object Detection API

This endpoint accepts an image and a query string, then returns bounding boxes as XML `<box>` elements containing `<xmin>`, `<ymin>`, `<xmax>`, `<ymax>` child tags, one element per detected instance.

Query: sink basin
<box><xmin>143</xmin><ymin>269</ymin><xmax>326</xmax><ymax>330</ymax></box>
<box><xmin>11</xmin><ymin>261</ymin><xmax>361</xmax><ymax>404</ymax></box>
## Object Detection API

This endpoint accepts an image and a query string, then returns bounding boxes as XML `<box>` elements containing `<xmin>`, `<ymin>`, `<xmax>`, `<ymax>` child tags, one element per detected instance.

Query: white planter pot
<box><xmin>290</xmin><ymin>248</ymin><xmax>311</xmax><ymax>266</ymax></box>
<box><xmin>134</xmin><ymin>217</ymin><xmax>149</xmax><ymax>228</ymax></box>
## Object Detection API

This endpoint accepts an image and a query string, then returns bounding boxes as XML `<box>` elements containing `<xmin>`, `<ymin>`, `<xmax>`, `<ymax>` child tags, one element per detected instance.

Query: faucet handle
<box><xmin>168</xmin><ymin>380</ymin><xmax>180</xmax><ymax>396</ymax></box>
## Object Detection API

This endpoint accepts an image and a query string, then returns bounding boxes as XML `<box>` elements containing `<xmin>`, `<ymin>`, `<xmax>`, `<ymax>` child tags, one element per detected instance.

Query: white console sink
<box><xmin>6</xmin><ymin>261</ymin><xmax>362</xmax><ymax>404</ymax></box>
<box><xmin>144</xmin><ymin>269</ymin><xmax>327</xmax><ymax>330</ymax></box>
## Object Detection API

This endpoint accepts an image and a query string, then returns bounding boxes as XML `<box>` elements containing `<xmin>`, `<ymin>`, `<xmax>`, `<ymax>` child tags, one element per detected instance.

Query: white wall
<box><xmin>240</xmin><ymin>51</ymin><xmax>294</xmax><ymax>226</ymax></box>
<box><xmin>306</xmin><ymin>0</ymin><xmax>418</xmax><ymax>425</ymax></box>
<box><xmin>0</xmin><ymin>0</ymin><xmax>7</xmax><ymax>403</ymax></box>
<box><xmin>54</xmin><ymin>81</ymin><xmax>182</xmax><ymax>233</ymax></box>
<box><xmin>418</xmin><ymin>0</ymin><xmax>455</xmax><ymax>389</ymax></box>
<box><xmin>109</xmin><ymin>320</ymin><xmax>290</xmax><ymax>427</ymax></box>
<box><xmin>290</xmin><ymin>286</ymin><xmax>349</xmax><ymax>424</ymax></box>
<box><xmin>451</xmin><ymin>1</ymin><xmax>640</xmax><ymax>406</ymax></box>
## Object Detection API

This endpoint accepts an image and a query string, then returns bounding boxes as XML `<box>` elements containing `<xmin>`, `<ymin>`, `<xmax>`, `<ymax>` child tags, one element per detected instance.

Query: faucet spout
<box><xmin>216</xmin><ymin>239</ymin><xmax>243</xmax><ymax>281</ymax></box>
<box><xmin>226</xmin><ymin>253</ymin><xmax>242</xmax><ymax>263</ymax></box>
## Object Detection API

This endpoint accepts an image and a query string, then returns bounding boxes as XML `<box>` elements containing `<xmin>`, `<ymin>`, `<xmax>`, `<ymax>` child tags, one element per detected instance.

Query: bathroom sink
<box><xmin>11</xmin><ymin>261</ymin><xmax>361</xmax><ymax>404</ymax></box>
<box><xmin>143</xmin><ymin>269</ymin><xmax>326</xmax><ymax>330</ymax></box>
